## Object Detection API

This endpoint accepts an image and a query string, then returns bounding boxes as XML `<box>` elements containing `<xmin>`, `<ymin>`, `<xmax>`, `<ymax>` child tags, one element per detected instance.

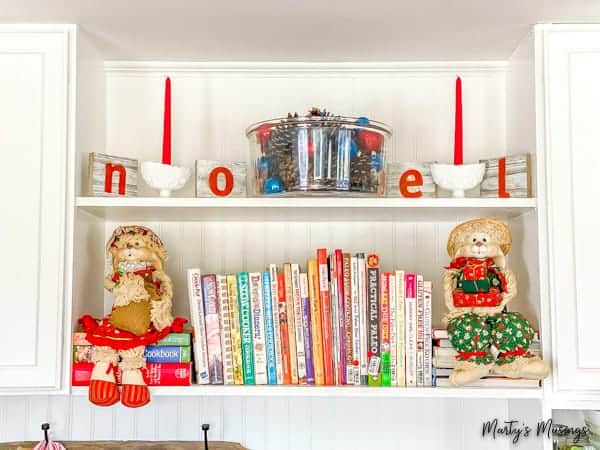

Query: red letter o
<box><xmin>208</xmin><ymin>166</ymin><xmax>234</xmax><ymax>197</ymax></box>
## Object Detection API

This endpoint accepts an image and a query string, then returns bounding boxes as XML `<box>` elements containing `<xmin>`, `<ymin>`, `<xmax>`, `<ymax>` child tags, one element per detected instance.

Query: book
<box><xmin>416</xmin><ymin>274</ymin><xmax>425</xmax><ymax>387</ymax></box>
<box><xmin>262</xmin><ymin>271</ymin><xmax>278</xmax><ymax>385</ymax></box>
<box><xmin>249</xmin><ymin>272</ymin><xmax>268</xmax><ymax>385</ymax></box>
<box><xmin>366</xmin><ymin>253</ymin><xmax>381</xmax><ymax>386</ymax></box>
<box><xmin>269</xmin><ymin>264</ymin><xmax>284</xmax><ymax>385</ymax></box>
<box><xmin>357</xmin><ymin>253</ymin><xmax>369</xmax><ymax>386</ymax></box>
<box><xmin>217</xmin><ymin>274</ymin><xmax>234</xmax><ymax>385</ymax></box>
<box><xmin>72</xmin><ymin>362</ymin><xmax>192</xmax><ymax>387</ymax></box>
<box><xmin>72</xmin><ymin>345</ymin><xmax>93</xmax><ymax>363</ymax></box>
<box><xmin>283</xmin><ymin>263</ymin><xmax>298</xmax><ymax>384</ymax></box>
<box><xmin>277</xmin><ymin>272</ymin><xmax>292</xmax><ymax>384</ymax></box>
<box><xmin>423</xmin><ymin>280</ymin><xmax>433</xmax><ymax>387</ymax></box>
<box><xmin>307</xmin><ymin>259</ymin><xmax>325</xmax><ymax>385</ymax></box>
<box><xmin>317</xmin><ymin>249</ymin><xmax>334</xmax><ymax>386</ymax></box>
<box><xmin>350</xmin><ymin>255</ymin><xmax>361</xmax><ymax>386</ymax></box>
<box><xmin>300</xmin><ymin>272</ymin><xmax>315</xmax><ymax>385</ymax></box>
<box><xmin>291</xmin><ymin>263</ymin><xmax>307</xmax><ymax>384</ymax></box>
<box><xmin>237</xmin><ymin>272</ymin><xmax>255</xmax><ymax>384</ymax></box>
<box><xmin>227</xmin><ymin>274</ymin><xmax>244</xmax><ymax>385</ymax></box>
<box><xmin>388</xmin><ymin>272</ymin><xmax>397</xmax><ymax>387</ymax></box>
<box><xmin>334</xmin><ymin>249</ymin><xmax>347</xmax><ymax>385</ymax></box>
<box><xmin>187</xmin><ymin>269</ymin><xmax>210</xmax><ymax>385</ymax></box>
<box><xmin>380</xmin><ymin>272</ymin><xmax>391</xmax><ymax>387</ymax></box>
<box><xmin>329</xmin><ymin>253</ymin><xmax>340</xmax><ymax>384</ymax></box>
<box><xmin>144</xmin><ymin>345</ymin><xmax>191</xmax><ymax>363</ymax></box>
<box><xmin>202</xmin><ymin>274</ymin><xmax>224</xmax><ymax>384</ymax></box>
<box><xmin>405</xmin><ymin>273</ymin><xmax>417</xmax><ymax>387</ymax></box>
<box><xmin>395</xmin><ymin>270</ymin><xmax>406</xmax><ymax>387</ymax></box>
<box><xmin>72</xmin><ymin>332</ymin><xmax>92</xmax><ymax>346</ymax></box>
<box><xmin>157</xmin><ymin>333</ymin><xmax>191</xmax><ymax>347</ymax></box>
<box><xmin>342</xmin><ymin>252</ymin><xmax>354</xmax><ymax>384</ymax></box>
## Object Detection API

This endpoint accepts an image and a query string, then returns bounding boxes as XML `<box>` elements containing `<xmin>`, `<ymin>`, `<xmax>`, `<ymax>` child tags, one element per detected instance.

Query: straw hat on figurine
<box><xmin>447</xmin><ymin>217</ymin><xmax>512</xmax><ymax>257</ymax></box>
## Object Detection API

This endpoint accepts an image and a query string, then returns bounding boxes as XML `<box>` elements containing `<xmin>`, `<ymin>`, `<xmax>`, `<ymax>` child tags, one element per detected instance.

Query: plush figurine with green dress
<box><xmin>443</xmin><ymin>218</ymin><xmax>550</xmax><ymax>386</ymax></box>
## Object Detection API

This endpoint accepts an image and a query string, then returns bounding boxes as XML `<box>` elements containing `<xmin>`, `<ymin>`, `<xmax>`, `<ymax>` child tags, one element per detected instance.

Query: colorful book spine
<box><xmin>262</xmin><ymin>271</ymin><xmax>278</xmax><ymax>385</ymax></box>
<box><xmin>72</xmin><ymin>345</ymin><xmax>93</xmax><ymax>363</ymax></box>
<box><xmin>291</xmin><ymin>263</ymin><xmax>307</xmax><ymax>384</ymax></box>
<box><xmin>144</xmin><ymin>346</ymin><xmax>191</xmax><ymax>363</ymax></box>
<box><xmin>380</xmin><ymin>272</ymin><xmax>391</xmax><ymax>387</ymax></box>
<box><xmin>329</xmin><ymin>253</ymin><xmax>340</xmax><ymax>384</ymax></box>
<box><xmin>367</xmin><ymin>253</ymin><xmax>381</xmax><ymax>386</ymax></box>
<box><xmin>405</xmin><ymin>273</ymin><xmax>417</xmax><ymax>387</ymax></box>
<box><xmin>395</xmin><ymin>270</ymin><xmax>406</xmax><ymax>387</ymax></box>
<box><xmin>423</xmin><ymin>280</ymin><xmax>433</xmax><ymax>387</ymax></box>
<box><xmin>317</xmin><ymin>249</ymin><xmax>334</xmax><ymax>385</ymax></box>
<box><xmin>237</xmin><ymin>272</ymin><xmax>255</xmax><ymax>385</ymax></box>
<box><xmin>350</xmin><ymin>255</ymin><xmax>361</xmax><ymax>385</ymax></box>
<box><xmin>269</xmin><ymin>264</ymin><xmax>284</xmax><ymax>385</ymax></box>
<box><xmin>201</xmin><ymin>274</ymin><xmax>223</xmax><ymax>384</ymax></box>
<box><xmin>357</xmin><ymin>253</ymin><xmax>369</xmax><ymax>386</ymax></box>
<box><xmin>72</xmin><ymin>362</ymin><xmax>192</xmax><ymax>387</ymax></box>
<box><xmin>416</xmin><ymin>274</ymin><xmax>425</xmax><ymax>387</ymax></box>
<box><xmin>334</xmin><ymin>249</ymin><xmax>347</xmax><ymax>385</ymax></box>
<box><xmin>277</xmin><ymin>272</ymin><xmax>292</xmax><ymax>384</ymax></box>
<box><xmin>217</xmin><ymin>274</ymin><xmax>234</xmax><ymax>385</ymax></box>
<box><xmin>307</xmin><ymin>259</ymin><xmax>324</xmax><ymax>385</ymax></box>
<box><xmin>284</xmin><ymin>263</ymin><xmax>298</xmax><ymax>384</ymax></box>
<box><xmin>300</xmin><ymin>272</ymin><xmax>315</xmax><ymax>385</ymax></box>
<box><xmin>227</xmin><ymin>274</ymin><xmax>244</xmax><ymax>385</ymax></box>
<box><xmin>389</xmin><ymin>272</ymin><xmax>397</xmax><ymax>387</ymax></box>
<box><xmin>249</xmin><ymin>272</ymin><xmax>268</xmax><ymax>385</ymax></box>
<box><xmin>342</xmin><ymin>252</ymin><xmax>354</xmax><ymax>384</ymax></box>
<box><xmin>157</xmin><ymin>333</ymin><xmax>191</xmax><ymax>347</ymax></box>
<box><xmin>186</xmin><ymin>268</ymin><xmax>210</xmax><ymax>385</ymax></box>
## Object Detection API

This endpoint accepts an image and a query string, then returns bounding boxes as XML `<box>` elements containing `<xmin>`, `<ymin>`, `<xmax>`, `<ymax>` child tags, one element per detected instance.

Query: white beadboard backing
<box><xmin>0</xmin><ymin>396</ymin><xmax>533</xmax><ymax>450</ymax></box>
<box><xmin>94</xmin><ymin>64</ymin><xmax>507</xmax><ymax>198</ymax></box>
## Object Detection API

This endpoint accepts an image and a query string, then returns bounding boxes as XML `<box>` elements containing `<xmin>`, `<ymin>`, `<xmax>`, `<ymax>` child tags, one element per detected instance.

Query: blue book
<box><xmin>144</xmin><ymin>345</ymin><xmax>191</xmax><ymax>363</ymax></box>
<box><xmin>262</xmin><ymin>271</ymin><xmax>278</xmax><ymax>385</ymax></box>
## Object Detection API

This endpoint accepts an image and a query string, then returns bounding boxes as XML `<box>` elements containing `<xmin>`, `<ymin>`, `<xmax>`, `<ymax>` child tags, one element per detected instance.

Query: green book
<box><xmin>381</xmin><ymin>351</ymin><xmax>391</xmax><ymax>387</ymax></box>
<box><xmin>237</xmin><ymin>272</ymin><xmax>255</xmax><ymax>384</ymax></box>
<box><xmin>156</xmin><ymin>333</ymin><xmax>191</xmax><ymax>347</ymax></box>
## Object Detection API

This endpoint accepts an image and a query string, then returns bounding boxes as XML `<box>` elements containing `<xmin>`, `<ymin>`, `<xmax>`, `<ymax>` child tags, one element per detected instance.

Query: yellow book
<box><xmin>308</xmin><ymin>259</ymin><xmax>325</xmax><ymax>385</ymax></box>
<box><xmin>283</xmin><ymin>263</ymin><xmax>298</xmax><ymax>384</ymax></box>
<box><xmin>227</xmin><ymin>274</ymin><xmax>244</xmax><ymax>385</ymax></box>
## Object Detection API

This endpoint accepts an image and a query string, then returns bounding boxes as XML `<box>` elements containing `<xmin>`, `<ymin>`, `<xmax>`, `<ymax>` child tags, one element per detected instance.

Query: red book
<box><xmin>334</xmin><ymin>249</ymin><xmax>346</xmax><ymax>385</ymax></box>
<box><xmin>317</xmin><ymin>248</ymin><xmax>334</xmax><ymax>385</ymax></box>
<box><xmin>277</xmin><ymin>272</ymin><xmax>292</xmax><ymax>384</ymax></box>
<box><xmin>72</xmin><ymin>362</ymin><xmax>192</xmax><ymax>386</ymax></box>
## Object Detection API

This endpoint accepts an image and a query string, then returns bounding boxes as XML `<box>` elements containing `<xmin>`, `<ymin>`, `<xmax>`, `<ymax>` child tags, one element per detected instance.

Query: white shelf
<box><xmin>71</xmin><ymin>385</ymin><xmax>542</xmax><ymax>399</ymax></box>
<box><xmin>76</xmin><ymin>196</ymin><xmax>536</xmax><ymax>222</ymax></box>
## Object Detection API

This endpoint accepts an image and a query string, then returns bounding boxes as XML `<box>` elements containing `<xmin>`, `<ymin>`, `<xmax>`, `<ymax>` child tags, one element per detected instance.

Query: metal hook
<box><xmin>41</xmin><ymin>423</ymin><xmax>50</xmax><ymax>445</ymax></box>
<box><xmin>201</xmin><ymin>423</ymin><xmax>210</xmax><ymax>450</ymax></box>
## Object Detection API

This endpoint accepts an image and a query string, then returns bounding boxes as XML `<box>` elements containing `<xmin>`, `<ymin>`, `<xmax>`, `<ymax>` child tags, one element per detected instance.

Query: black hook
<box><xmin>41</xmin><ymin>423</ymin><xmax>50</xmax><ymax>445</ymax></box>
<box><xmin>202</xmin><ymin>423</ymin><xmax>210</xmax><ymax>450</ymax></box>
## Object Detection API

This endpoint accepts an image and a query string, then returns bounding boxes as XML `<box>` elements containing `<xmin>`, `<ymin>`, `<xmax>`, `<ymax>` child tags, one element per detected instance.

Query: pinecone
<box><xmin>350</xmin><ymin>150</ymin><xmax>375</xmax><ymax>192</ymax></box>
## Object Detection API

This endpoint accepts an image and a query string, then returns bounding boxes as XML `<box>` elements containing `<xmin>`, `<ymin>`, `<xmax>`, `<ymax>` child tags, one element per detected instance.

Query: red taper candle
<box><xmin>454</xmin><ymin>76</ymin><xmax>463</xmax><ymax>165</ymax></box>
<box><xmin>162</xmin><ymin>77</ymin><xmax>171</xmax><ymax>165</ymax></box>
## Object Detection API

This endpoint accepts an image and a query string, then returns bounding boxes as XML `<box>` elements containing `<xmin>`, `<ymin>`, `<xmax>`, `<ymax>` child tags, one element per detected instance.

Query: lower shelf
<box><xmin>71</xmin><ymin>385</ymin><xmax>543</xmax><ymax>399</ymax></box>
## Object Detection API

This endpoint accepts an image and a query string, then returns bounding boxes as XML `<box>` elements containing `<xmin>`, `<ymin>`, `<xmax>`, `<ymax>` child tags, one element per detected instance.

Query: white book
<box><xmin>405</xmin><ymin>273</ymin><xmax>417</xmax><ymax>387</ymax></box>
<box><xmin>357</xmin><ymin>254</ymin><xmax>368</xmax><ymax>385</ymax></box>
<box><xmin>350</xmin><ymin>256</ymin><xmax>361</xmax><ymax>386</ymax></box>
<box><xmin>423</xmin><ymin>281</ymin><xmax>433</xmax><ymax>387</ymax></box>
<box><xmin>217</xmin><ymin>274</ymin><xmax>234</xmax><ymax>385</ymax></box>
<box><xmin>187</xmin><ymin>268</ymin><xmax>210</xmax><ymax>385</ymax></box>
<box><xmin>395</xmin><ymin>270</ymin><xmax>406</xmax><ymax>387</ymax></box>
<box><xmin>416</xmin><ymin>275</ymin><xmax>425</xmax><ymax>387</ymax></box>
<box><xmin>389</xmin><ymin>273</ymin><xmax>397</xmax><ymax>387</ymax></box>
<box><xmin>249</xmin><ymin>272</ymin><xmax>268</xmax><ymax>385</ymax></box>
<box><xmin>269</xmin><ymin>264</ymin><xmax>284</xmax><ymax>384</ymax></box>
<box><xmin>291</xmin><ymin>264</ymin><xmax>307</xmax><ymax>384</ymax></box>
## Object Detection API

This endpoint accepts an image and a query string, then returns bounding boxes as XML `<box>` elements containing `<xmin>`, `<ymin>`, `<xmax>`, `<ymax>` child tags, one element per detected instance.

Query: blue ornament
<box><xmin>257</xmin><ymin>155</ymin><xmax>271</xmax><ymax>172</ymax></box>
<box><xmin>350</xmin><ymin>139</ymin><xmax>359</xmax><ymax>158</ymax></box>
<box><xmin>356</xmin><ymin>116</ymin><xmax>370</xmax><ymax>126</ymax></box>
<box><xmin>264</xmin><ymin>177</ymin><xmax>284</xmax><ymax>194</ymax></box>
<box><xmin>371</xmin><ymin>153</ymin><xmax>383</xmax><ymax>171</ymax></box>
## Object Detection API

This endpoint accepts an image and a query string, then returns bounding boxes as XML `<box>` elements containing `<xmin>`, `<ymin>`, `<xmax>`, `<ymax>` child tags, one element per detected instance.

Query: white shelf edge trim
<box><xmin>76</xmin><ymin>196</ymin><xmax>536</xmax><ymax>209</ymax></box>
<box><xmin>71</xmin><ymin>385</ymin><xmax>542</xmax><ymax>399</ymax></box>
<box><xmin>104</xmin><ymin>60</ymin><xmax>509</xmax><ymax>74</ymax></box>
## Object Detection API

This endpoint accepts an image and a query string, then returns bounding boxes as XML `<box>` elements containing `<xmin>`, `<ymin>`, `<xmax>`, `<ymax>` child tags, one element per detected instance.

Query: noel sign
<box><xmin>195</xmin><ymin>160</ymin><xmax>247</xmax><ymax>197</ymax></box>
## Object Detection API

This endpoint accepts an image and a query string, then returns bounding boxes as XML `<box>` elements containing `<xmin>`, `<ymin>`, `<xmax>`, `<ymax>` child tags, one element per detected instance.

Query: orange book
<box><xmin>308</xmin><ymin>259</ymin><xmax>325</xmax><ymax>385</ymax></box>
<box><xmin>317</xmin><ymin>248</ymin><xmax>334</xmax><ymax>385</ymax></box>
<box><xmin>277</xmin><ymin>273</ymin><xmax>292</xmax><ymax>384</ymax></box>
<box><xmin>283</xmin><ymin>263</ymin><xmax>298</xmax><ymax>384</ymax></box>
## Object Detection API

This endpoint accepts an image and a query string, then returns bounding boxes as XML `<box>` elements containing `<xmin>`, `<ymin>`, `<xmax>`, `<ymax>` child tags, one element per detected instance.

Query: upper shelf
<box><xmin>76</xmin><ymin>196</ymin><xmax>536</xmax><ymax>222</ymax></box>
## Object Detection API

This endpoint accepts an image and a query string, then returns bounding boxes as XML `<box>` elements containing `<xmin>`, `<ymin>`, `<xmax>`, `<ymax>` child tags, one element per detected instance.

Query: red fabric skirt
<box><xmin>79</xmin><ymin>315</ymin><xmax>187</xmax><ymax>350</ymax></box>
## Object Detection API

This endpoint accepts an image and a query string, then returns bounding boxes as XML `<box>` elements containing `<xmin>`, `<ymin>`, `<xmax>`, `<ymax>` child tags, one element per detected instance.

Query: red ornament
<box><xmin>357</xmin><ymin>130</ymin><xmax>383</xmax><ymax>152</ymax></box>
<box><xmin>257</xmin><ymin>124</ymin><xmax>272</xmax><ymax>144</ymax></box>
<box><xmin>307</xmin><ymin>139</ymin><xmax>315</xmax><ymax>154</ymax></box>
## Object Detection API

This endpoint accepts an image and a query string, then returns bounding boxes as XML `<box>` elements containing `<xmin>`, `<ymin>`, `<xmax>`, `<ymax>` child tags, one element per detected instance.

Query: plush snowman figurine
<box><xmin>443</xmin><ymin>218</ymin><xmax>549</xmax><ymax>386</ymax></box>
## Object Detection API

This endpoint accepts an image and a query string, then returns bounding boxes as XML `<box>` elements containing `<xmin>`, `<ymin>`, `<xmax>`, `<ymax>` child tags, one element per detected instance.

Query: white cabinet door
<box><xmin>0</xmin><ymin>27</ymin><xmax>73</xmax><ymax>390</ymax></box>
<box><xmin>544</xmin><ymin>26</ymin><xmax>600</xmax><ymax>391</ymax></box>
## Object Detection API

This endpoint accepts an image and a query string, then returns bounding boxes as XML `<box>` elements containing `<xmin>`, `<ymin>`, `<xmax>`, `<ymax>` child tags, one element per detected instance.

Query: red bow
<box><xmin>498</xmin><ymin>347</ymin><xmax>527</xmax><ymax>358</ymax></box>
<box><xmin>446</xmin><ymin>257</ymin><xmax>496</xmax><ymax>270</ymax></box>
<box><xmin>456</xmin><ymin>351</ymin><xmax>487</xmax><ymax>360</ymax></box>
